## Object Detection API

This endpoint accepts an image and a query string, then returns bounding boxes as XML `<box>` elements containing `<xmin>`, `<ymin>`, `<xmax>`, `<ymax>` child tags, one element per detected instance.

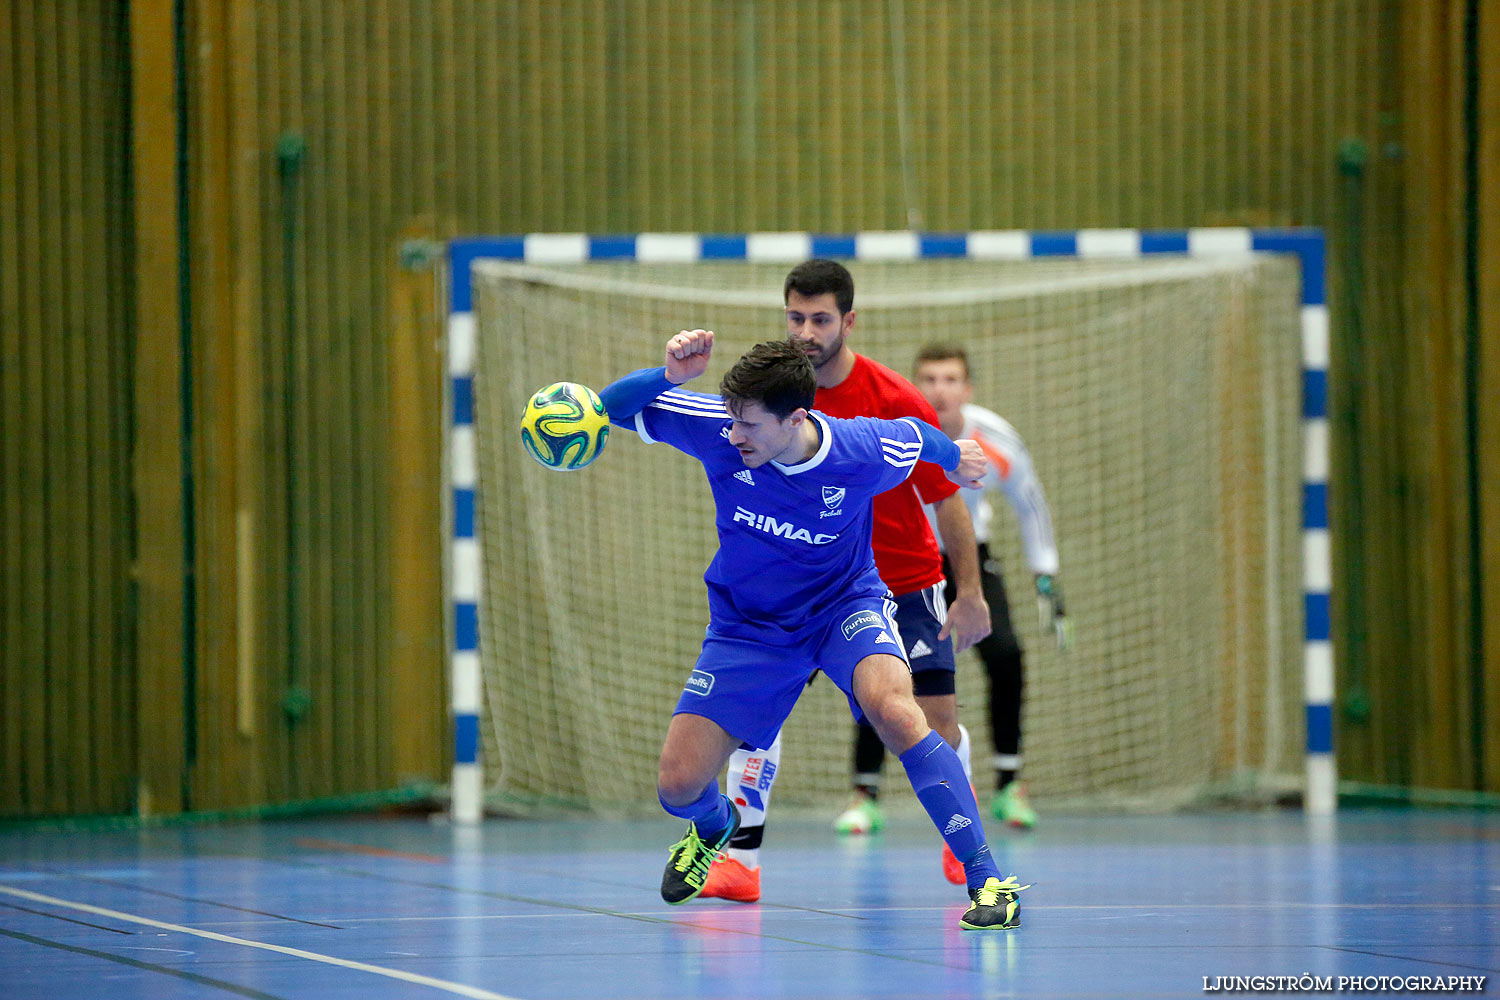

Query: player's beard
<box><xmin>800</xmin><ymin>332</ymin><xmax>847</xmax><ymax>371</ymax></box>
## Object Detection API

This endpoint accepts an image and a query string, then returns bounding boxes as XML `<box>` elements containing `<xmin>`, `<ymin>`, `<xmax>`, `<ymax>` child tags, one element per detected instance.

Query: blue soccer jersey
<box><xmin>627</xmin><ymin>386</ymin><xmax>930</xmax><ymax>643</ymax></box>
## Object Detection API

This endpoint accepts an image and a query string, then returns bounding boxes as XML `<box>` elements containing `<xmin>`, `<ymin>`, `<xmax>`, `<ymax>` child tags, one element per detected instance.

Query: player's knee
<box><xmin>862</xmin><ymin>691</ymin><xmax>928</xmax><ymax>749</ymax></box>
<box><xmin>657</xmin><ymin>756</ymin><xmax>703</xmax><ymax>806</ymax></box>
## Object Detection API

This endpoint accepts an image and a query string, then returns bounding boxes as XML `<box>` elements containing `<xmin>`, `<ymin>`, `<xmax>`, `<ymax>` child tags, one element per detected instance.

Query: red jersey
<box><xmin>815</xmin><ymin>354</ymin><xmax>957</xmax><ymax>595</ymax></box>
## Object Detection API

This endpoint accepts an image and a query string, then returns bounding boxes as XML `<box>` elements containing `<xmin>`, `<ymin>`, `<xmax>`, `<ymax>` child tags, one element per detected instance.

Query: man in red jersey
<box><xmin>702</xmin><ymin>259</ymin><xmax>993</xmax><ymax>901</ymax></box>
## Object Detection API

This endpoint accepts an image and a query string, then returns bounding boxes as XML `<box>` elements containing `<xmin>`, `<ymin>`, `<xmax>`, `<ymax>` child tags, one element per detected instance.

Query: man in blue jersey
<box><xmin>597</xmin><ymin>329</ymin><xmax>1029</xmax><ymax>930</ymax></box>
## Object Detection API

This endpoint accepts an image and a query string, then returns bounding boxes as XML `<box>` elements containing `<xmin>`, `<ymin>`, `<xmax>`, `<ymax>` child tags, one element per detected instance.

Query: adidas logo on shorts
<box><xmin>910</xmin><ymin>639</ymin><xmax>933</xmax><ymax>658</ymax></box>
<box><xmin>944</xmin><ymin>814</ymin><xmax>972</xmax><ymax>835</ymax></box>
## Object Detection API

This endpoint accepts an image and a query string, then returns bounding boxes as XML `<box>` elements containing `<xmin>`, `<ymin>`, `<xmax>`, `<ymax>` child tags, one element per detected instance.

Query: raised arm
<box><xmin>665</xmin><ymin>328</ymin><xmax>714</xmax><ymax>384</ymax></box>
<box><xmin>598</xmin><ymin>329</ymin><xmax>718</xmax><ymax>424</ymax></box>
<box><xmin>598</xmin><ymin>367</ymin><xmax>673</xmax><ymax>424</ymax></box>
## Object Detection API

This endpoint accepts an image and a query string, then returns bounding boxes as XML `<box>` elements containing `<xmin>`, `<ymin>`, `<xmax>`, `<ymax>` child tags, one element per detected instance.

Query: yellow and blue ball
<box><xmin>519</xmin><ymin>382</ymin><xmax>610</xmax><ymax>471</ymax></box>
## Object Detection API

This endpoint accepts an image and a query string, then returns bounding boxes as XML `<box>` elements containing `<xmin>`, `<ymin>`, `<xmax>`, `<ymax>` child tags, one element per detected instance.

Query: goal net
<box><xmin>469</xmin><ymin>255</ymin><xmax>1304</xmax><ymax>814</ymax></box>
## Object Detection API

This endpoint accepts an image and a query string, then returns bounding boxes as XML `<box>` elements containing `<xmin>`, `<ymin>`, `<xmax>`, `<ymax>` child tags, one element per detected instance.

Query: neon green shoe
<box><xmin>660</xmin><ymin>800</ymin><xmax>740</xmax><ymax>905</ymax></box>
<box><xmin>990</xmin><ymin>782</ymin><xmax>1037</xmax><ymax>829</ymax></box>
<box><xmin>960</xmin><ymin>875</ymin><xmax>1031</xmax><ymax>930</ymax></box>
<box><xmin>833</xmin><ymin>795</ymin><xmax>884</xmax><ymax>835</ymax></box>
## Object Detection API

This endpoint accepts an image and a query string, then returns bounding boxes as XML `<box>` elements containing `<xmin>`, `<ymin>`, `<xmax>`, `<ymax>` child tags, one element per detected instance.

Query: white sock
<box><xmin>956</xmin><ymin>724</ymin><xmax>973</xmax><ymax>784</ymax></box>
<box><xmin>993</xmin><ymin>753</ymin><xmax>1022</xmax><ymax>773</ymax></box>
<box><xmin>724</xmin><ymin>732</ymin><xmax>781</xmax><ymax>869</ymax></box>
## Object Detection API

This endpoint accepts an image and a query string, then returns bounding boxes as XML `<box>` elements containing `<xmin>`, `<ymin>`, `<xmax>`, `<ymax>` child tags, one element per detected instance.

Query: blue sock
<box><xmin>898</xmin><ymin>730</ymin><xmax>1001</xmax><ymax>891</ymax></box>
<box><xmin>658</xmin><ymin>782</ymin><xmax>734</xmax><ymax>843</ymax></box>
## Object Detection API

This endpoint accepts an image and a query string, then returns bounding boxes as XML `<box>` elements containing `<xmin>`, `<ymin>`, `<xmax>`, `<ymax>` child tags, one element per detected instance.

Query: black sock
<box><xmin>729</xmin><ymin>824</ymin><xmax>764</xmax><ymax>850</ymax></box>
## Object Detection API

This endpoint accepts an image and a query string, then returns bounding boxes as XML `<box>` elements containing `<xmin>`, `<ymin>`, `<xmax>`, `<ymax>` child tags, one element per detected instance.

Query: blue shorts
<box><xmin>891</xmin><ymin>583</ymin><xmax>957</xmax><ymax>696</ymax></box>
<box><xmin>674</xmin><ymin>593</ymin><xmax>908</xmax><ymax>750</ymax></box>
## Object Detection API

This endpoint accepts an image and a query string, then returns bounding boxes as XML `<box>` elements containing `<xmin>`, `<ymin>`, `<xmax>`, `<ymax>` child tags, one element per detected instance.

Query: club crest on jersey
<box><xmin>841</xmin><ymin>610</ymin><xmax>884</xmax><ymax>641</ymax></box>
<box><xmin>684</xmin><ymin>669</ymin><xmax>715</xmax><ymax>696</ymax></box>
<box><xmin>819</xmin><ymin>485</ymin><xmax>846</xmax><ymax>519</ymax></box>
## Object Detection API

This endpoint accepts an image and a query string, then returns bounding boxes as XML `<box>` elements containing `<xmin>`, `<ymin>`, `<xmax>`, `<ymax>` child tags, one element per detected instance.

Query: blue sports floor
<box><xmin>1</xmin><ymin>808</ymin><xmax>1496</xmax><ymax>999</ymax></box>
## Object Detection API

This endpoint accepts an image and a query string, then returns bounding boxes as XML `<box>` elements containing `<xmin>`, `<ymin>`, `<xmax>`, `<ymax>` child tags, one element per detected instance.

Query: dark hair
<box><xmin>914</xmin><ymin>342</ymin><xmax>971</xmax><ymax>380</ymax></box>
<box><xmin>720</xmin><ymin>340</ymin><xmax>817</xmax><ymax>419</ymax></box>
<box><xmin>783</xmin><ymin>258</ymin><xmax>854</xmax><ymax>315</ymax></box>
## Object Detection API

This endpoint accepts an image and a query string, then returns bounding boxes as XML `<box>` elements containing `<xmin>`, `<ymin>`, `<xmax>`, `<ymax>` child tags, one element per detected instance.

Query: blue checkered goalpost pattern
<box><xmin>443</xmin><ymin>228</ymin><xmax>1335</xmax><ymax>820</ymax></box>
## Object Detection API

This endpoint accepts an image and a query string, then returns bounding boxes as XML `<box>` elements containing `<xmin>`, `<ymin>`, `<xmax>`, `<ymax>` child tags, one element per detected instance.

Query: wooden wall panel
<box><xmin>129</xmin><ymin>0</ymin><xmax>188</xmax><ymax>818</ymax></box>
<box><xmin>0</xmin><ymin>0</ymin><xmax>139</xmax><ymax>817</ymax></box>
<box><xmin>227</xmin><ymin>0</ymin><xmax>267</xmax><ymax>785</ymax></box>
<box><xmin>6</xmin><ymin>0</ymin><xmax>1495</xmax><ymax>816</ymax></box>
<box><xmin>0</xmin><ymin>0</ymin><xmax>23</xmax><ymax>813</ymax></box>
<box><xmin>1358</xmin><ymin>0</ymin><xmax>1483</xmax><ymax>792</ymax></box>
<box><xmin>1479</xmin><ymin>0</ymin><xmax>1500</xmax><ymax>791</ymax></box>
<box><xmin>167</xmin><ymin>0</ymin><xmax>443</xmax><ymax>810</ymax></box>
<box><xmin>4</xmin><ymin>0</ymin><xmax>48</xmax><ymax>813</ymax></box>
<box><xmin>427</xmin><ymin>0</ymin><xmax>1486</xmax><ymax>795</ymax></box>
<box><xmin>373</xmin><ymin>0</ymin><xmax>1478</xmax><ymax>792</ymax></box>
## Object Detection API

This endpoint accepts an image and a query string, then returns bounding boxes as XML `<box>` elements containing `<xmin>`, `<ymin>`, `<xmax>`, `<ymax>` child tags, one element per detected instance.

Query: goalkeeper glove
<box><xmin>1034</xmin><ymin>574</ymin><xmax>1074</xmax><ymax>651</ymax></box>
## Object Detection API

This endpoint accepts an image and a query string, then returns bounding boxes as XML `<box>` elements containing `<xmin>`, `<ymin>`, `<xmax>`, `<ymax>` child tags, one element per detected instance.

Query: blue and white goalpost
<box><xmin>443</xmin><ymin>228</ymin><xmax>1336</xmax><ymax>820</ymax></box>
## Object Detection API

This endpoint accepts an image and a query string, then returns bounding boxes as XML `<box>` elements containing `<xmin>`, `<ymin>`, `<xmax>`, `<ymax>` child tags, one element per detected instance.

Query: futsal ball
<box><xmin>519</xmin><ymin>381</ymin><xmax>610</xmax><ymax>471</ymax></box>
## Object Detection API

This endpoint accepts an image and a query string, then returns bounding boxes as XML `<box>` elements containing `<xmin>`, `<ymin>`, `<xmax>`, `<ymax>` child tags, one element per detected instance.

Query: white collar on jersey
<box><xmin>772</xmin><ymin>411</ymin><xmax>833</xmax><ymax>475</ymax></box>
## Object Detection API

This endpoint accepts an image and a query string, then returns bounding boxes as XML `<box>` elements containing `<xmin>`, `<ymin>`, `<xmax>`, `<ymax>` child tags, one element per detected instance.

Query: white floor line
<box><xmin>0</xmin><ymin>884</ymin><xmax>524</xmax><ymax>1000</ymax></box>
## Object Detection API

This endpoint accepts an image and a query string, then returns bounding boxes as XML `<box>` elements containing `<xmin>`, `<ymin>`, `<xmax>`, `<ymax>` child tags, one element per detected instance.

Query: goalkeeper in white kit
<box><xmin>912</xmin><ymin>343</ymin><xmax>1072</xmax><ymax>828</ymax></box>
